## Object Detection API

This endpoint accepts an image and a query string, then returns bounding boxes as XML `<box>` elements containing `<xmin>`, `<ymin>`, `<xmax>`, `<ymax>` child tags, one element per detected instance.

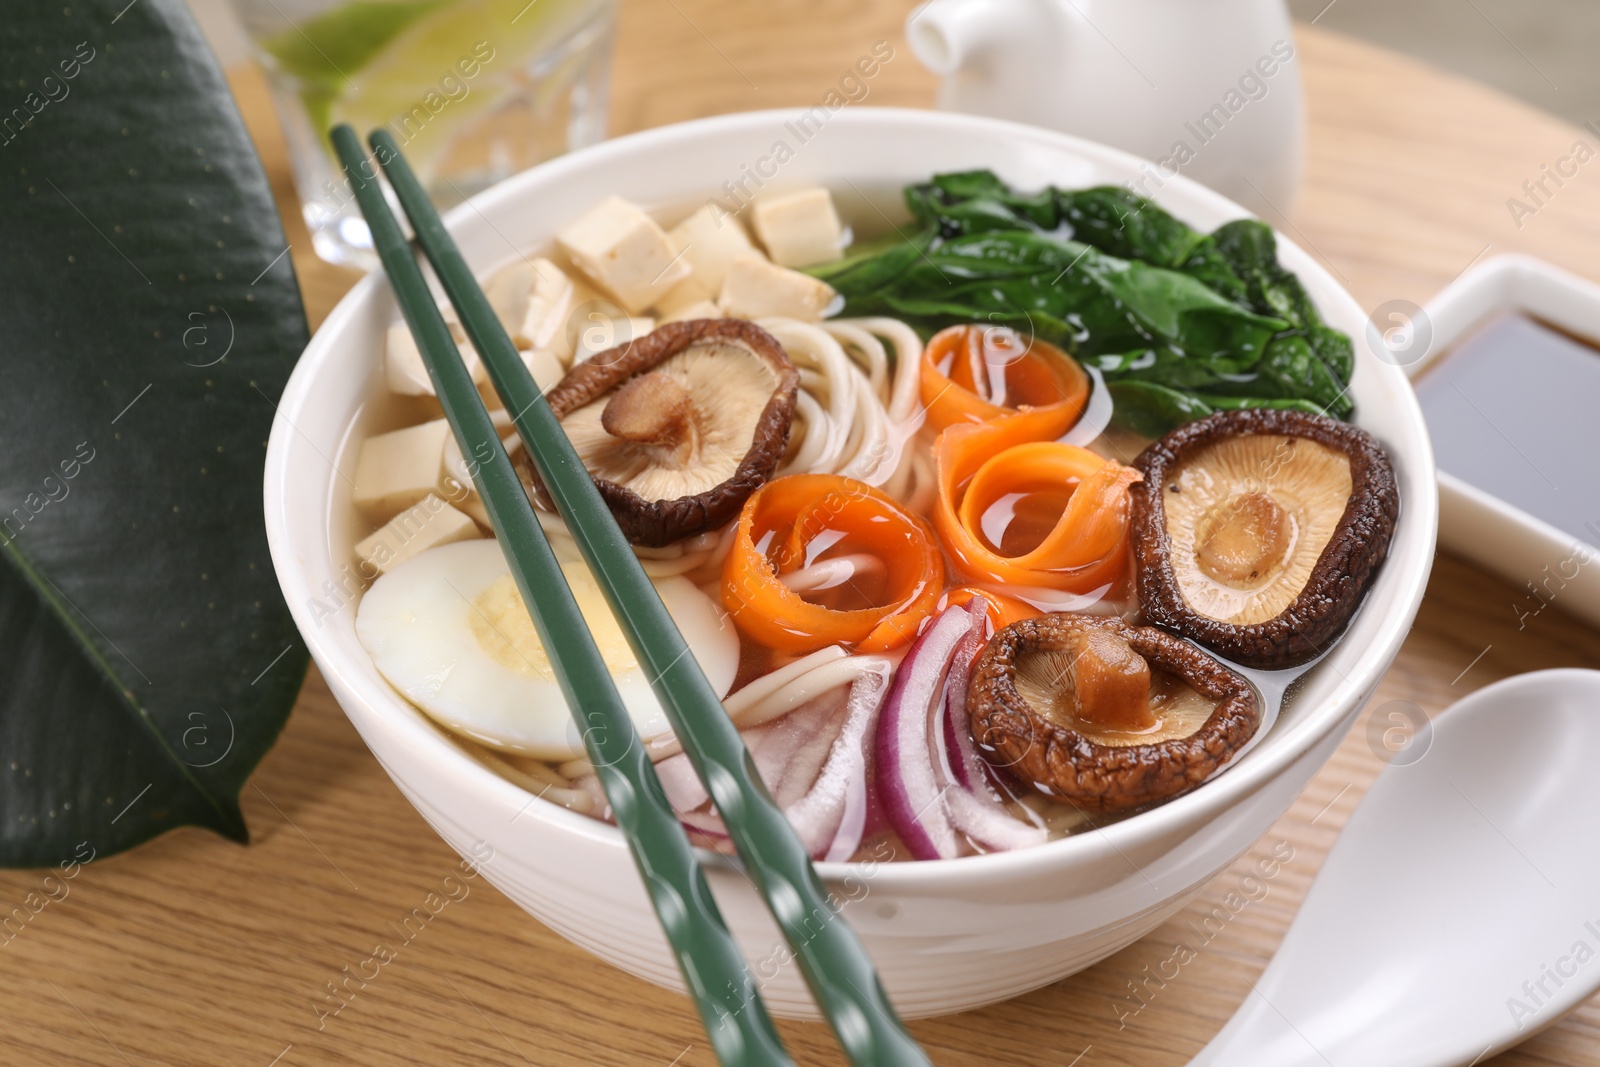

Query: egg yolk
<box><xmin>469</xmin><ymin>570</ymin><xmax>640</xmax><ymax>678</ymax></box>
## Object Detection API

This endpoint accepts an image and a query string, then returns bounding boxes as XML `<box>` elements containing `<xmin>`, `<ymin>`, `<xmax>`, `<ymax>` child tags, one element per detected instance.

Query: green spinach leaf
<box><xmin>904</xmin><ymin>170</ymin><xmax>1247</xmax><ymax>301</ymax></box>
<box><xmin>1109</xmin><ymin>382</ymin><xmax>1329</xmax><ymax>439</ymax></box>
<box><xmin>1212</xmin><ymin>219</ymin><xmax>1355</xmax><ymax>382</ymax></box>
<box><xmin>830</xmin><ymin>230</ymin><xmax>1285</xmax><ymax>367</ymax></box>
<box><xmin>819</xmin><ymin>170</ymin><xmax>1356</xmax><ymax>435</ymax></box>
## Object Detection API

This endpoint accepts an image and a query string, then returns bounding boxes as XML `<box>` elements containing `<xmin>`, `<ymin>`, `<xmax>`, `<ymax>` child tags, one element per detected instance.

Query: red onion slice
<box><xmin>941</xmin><ymin>772</ymin><xmax>1048</xmax><ymax>852</ymax></box>
<box><xmin>783</xmin><ymin>658</ymin><xmax>893</xmax><ymax>860</ymax></box>
<box><xmin>877</xmin><ymin>600</ymin><xmax>1048</xmax><ymax>860</ymax></box>
<box><xmin>938</xmin><ymin>610</ymin><xmax>990</xmax><ymax>793</ymax></box>
<box><xmin>936</xmin><ymin>607</ymin><xmax>1046</xmax><ymax>850</ymax></box>
<box><xmin>661</xmin><ymin>691</ymin><xmax>842</xmax><ymax>813</ymax></box>
<box><xmin>748</xmin><ymin>689</ymin><xmax>846</xmax><ymax>808</ymax></box>
<box><xmin>874</xmin><ymin>603</ymin><xmax>979</xmax><ymax>860</ymax></box>
<box><xmin>623</xmin><ymin>608</ymin><xmax>1045</xmax><ymax>863</ymax></box>
<box><xmin>654</xmin><ymin>751</ymin><xmax>709</xmax><ymax>813</ymax></box>
<box><xmin>679</xmin><ymin>808</ymin><xmax>733</xmax><ymax>851</ymax></box>
<box><xmin>658</xmin><ymin>667</ymin><xmax>859</xmax><ymax>848</ymax></box>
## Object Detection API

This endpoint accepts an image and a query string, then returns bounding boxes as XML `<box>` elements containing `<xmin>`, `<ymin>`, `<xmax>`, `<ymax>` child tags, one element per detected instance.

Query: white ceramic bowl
<box><xmin>264</xmin><ymin>108</ymin><xmax>1438</xmax><ymax>1020</ymax></box>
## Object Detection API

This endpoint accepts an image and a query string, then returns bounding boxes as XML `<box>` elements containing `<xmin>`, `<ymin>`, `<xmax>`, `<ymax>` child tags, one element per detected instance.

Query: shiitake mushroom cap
<box><xmin>967</xmin><ymin>613</ymin><xmax>1259</xmax><ymax>813</ymax></box>
<box><xmin>1130</xmin><ymin>408</ymin><xmax>1400</xmax><ymax>670</ymax></box>
<box><xmin>517</xmin><ymin>318</ymin><xmax>800</xmax><ymax>547</ymax></box>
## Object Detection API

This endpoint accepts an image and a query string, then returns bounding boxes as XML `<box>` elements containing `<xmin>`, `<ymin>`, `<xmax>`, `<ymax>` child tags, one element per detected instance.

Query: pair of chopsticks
<box><xmin>331</xmin><ymin>126</ymin><xmax>932</xmax><ymax>1067</ymax></box>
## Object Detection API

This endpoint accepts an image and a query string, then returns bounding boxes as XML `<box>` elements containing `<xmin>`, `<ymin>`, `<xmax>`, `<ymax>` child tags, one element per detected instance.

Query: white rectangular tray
<box><xmin>1403</xmin><ymin>254</ymin><xmax>1600</xmax><ymax>629</ymax></box>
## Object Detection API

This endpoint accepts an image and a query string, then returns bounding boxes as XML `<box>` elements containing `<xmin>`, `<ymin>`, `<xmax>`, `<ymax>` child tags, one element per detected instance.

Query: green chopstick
<box><xmin>361</xmin><ymin>127</ymin><xmax>934</xmax><ymax>1067</ymax></box>
<box><xmin>330</xmin><ymin>128</ymin><xmax>791</xmax><ymax>1067</ymax></box>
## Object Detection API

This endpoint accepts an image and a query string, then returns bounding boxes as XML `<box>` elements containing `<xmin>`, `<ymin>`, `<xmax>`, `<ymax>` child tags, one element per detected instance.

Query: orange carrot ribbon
<box><xmin>933</xmin><ymin>414</ymin><xmax>1141</xmax><ymax>593</ymax></box>
<box><xmin>919</xmin><ymin>324</ymin><xmax>1089</xmax><ymax>439</ymax></box>
<box><xmin>723</xmin><ymin>473</ymin><xmax>946</xmax><ymax>654</ymax></box>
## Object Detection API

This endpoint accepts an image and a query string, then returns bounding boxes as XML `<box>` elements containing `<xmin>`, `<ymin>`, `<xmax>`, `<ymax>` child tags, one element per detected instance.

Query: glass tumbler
<box><xmin>231</xmin><ymin>0</ymin><xmax>617</xmax><ymax>266</ymax></box>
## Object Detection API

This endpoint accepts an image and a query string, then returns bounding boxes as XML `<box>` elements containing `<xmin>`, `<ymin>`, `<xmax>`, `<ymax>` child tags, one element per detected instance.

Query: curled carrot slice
<box><xmin>933</xmin><ymin>415</ymin><xmax>1141</xmax><ymax>593</ymax></box>
<box><xmin>919</xmin><ymin>324</ymin><xmax>1090</xmax><ymax>438</ymax></box>
<box><xmin>722</xmin><ymin>473</ymin><xmax>946</xmax><ymax>654</ymax></box>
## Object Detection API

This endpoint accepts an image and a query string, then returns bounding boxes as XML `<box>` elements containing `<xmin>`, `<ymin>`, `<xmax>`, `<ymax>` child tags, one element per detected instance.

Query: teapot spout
<box><xmin>906</xmin><ymin>0</ymin><xmax>1034</xmax><ymax>76</ymax></box>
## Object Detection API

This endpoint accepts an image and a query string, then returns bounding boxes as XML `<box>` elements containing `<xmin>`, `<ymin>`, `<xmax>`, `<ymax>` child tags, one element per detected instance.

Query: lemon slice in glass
<box><xmin>281</xmin><ymin>0</ymin><xmax>593</xmax><ymax>180</ymax></box>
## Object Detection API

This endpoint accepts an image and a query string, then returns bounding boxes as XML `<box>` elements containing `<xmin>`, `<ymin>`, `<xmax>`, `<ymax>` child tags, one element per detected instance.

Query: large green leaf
<box><xmin>0</xmin><ymin>0</ymin><xmax>310</xmax><ymax>865</ymax></box>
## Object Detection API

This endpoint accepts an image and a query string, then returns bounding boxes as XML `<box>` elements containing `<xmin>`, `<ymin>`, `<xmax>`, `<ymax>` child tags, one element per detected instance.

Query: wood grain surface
<box><xmin>5</xmin><ymin>3</ymin><xmax>1600</xmax><ymax>1065</ymax></box>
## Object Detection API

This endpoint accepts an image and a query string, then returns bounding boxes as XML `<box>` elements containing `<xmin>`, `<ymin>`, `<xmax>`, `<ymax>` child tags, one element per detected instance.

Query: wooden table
<box><xmin>6</xmin><ymin>4</ymin><xmax>1600</xmax><ymax>1065</ymax></box>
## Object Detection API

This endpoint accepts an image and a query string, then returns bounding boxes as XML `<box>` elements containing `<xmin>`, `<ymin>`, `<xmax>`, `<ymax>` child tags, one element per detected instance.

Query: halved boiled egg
<box><xmin>355</xmin><ymin>539</ymin><xmax>738</xmax><ymax>759</ymax></box>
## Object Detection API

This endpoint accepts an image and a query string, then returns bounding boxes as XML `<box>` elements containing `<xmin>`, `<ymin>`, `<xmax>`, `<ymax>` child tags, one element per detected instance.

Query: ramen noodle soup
<box><xmin>350</xmin><ymin>173</ymin><xmax>1399</xmax><ymax>861</ymax></box>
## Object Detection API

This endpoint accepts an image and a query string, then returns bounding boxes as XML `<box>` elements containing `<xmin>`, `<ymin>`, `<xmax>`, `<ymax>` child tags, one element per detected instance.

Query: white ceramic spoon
<box><xmin>1195</xmin><ymin>668</ymin><xmax>1600</xmax><ymax>1067</ymax></box>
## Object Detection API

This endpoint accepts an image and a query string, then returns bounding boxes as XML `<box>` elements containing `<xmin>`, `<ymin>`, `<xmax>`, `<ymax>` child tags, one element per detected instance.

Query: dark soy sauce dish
<box><xmin>1414</xmin><ymin>313</ymin><xmax>1600</xmax><ymax>545</ymax></box>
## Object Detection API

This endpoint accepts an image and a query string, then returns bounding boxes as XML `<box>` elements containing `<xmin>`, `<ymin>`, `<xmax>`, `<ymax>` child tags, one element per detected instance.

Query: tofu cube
<box><xmin>385</xmin><ymin>317</ymin><xmax>486</xmax><ymax>396</ymax></box>
<box><xmin>652</xmin><ymin>274</ymin><xmax>718</xmax><ymax>317</ymax></box>
<box><xmin>517</xmin><ymin>259</ymin><xmax>579</xmax><ymax>350</ymax></box>
<box><xmin>353</xmin><ymin>419</ymin><xmax>451</xmax><ymax>516</ymax></box>
<box><xmin>484</xmin><ymin>257</ymin><xmax>585</xmax><ymax>352</ymax></box>
<box><xmin>522</xmin><ymin>347</ymin><xmax>566</xmax><ymax>391</ymax></box>
<box><xmin>482</xmin><ymin>260</ymin><xmax>537</xmax><ymax>339</ymax></box>
<box><xmin>659</xmin><ymin>299</ymin><xmax>723</xmax><ymax>324</ymax></box>
<box><xmin>667</xmin><ymin>204</ymin><xmax>758</xmax><ymax>289</ymax></box>
<box><xmin>355</xmin><ymin>493</ymin><xmax>481</xmax><ymax>575</ymax></box>
<box><xmin>718</xmin><ymin>256</ymin><xmax>837</xmax><ymax>320</ymax></box>
<box><xmin>477</xmin><ymin>377</ymin><xmax>504</xmax><ymax>413</ymax></box>
<box><xmin>452</xmin><ymin>492</ymin><xmax>490</xmax><ymax>529</ymax></box>
<box><xmin>569</xmin><ymin>313</ymin><xmax>655</xmax><ymax>364</ymax></box>
<box><xmin>751</xmin><ymin>188</ymin><xmax>845</xmax><ymax>268</ymax></box>
<box><xmin>557</xmin><ymin>197</ymin><xmax>689</xmax><ymax>314</ymax></box>
<box><xmin>440</xmin><ymin>407</ymin><xmax>513</xmax><ymax>491</ymax></box>
<box><xmin>435</xmin><ymin>457</ymin><xmax>491</xmax><ymax>528</ymax></box>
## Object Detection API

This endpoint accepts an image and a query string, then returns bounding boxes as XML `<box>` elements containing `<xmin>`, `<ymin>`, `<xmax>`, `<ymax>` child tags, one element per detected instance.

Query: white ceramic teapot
<box><xmin>906</xmin><ymin>0</ymin><xmax>1305</xmax><ymax>216</ymax></box>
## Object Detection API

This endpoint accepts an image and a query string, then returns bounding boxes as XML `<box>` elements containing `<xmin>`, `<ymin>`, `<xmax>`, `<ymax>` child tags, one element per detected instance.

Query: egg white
<box><xmin>355</xmin><ymin>539</ymin><xmax>738</xmax><ymax>759</ymax></box>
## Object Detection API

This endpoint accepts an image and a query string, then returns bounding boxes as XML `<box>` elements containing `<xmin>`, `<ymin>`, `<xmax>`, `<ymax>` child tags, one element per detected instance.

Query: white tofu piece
<box><xmin>659</xmin><ymin>299</ymin><xmax>723</xmax><ymax>324</ymax></box>
<box><xmin>517</xmin><ymin>259</ymin><xmax>578</xmax><ymax>350</ymax></box>
<box><xmin>477</xmin><ymin>377</ymin><xmax>504</xmax><ymax>412</ymax></box>
<box><xmin>437</xmin><ymin>415</ymin><xmax>522</xmax><ymax>530</ymax></box>
<box><xmin>572</xmin><ymin>315</ymin><xmax>655</xmax><ymax>364</ymax></box>
<box><xmin>523</xmin><ymin>347</ymin><xmax>567</xmax><ymax>391</ymax></box>
<box><xmin>667</xmin><ymin>205</ymin><xmax>759</xmax><ymax>289</ymax></box>
<box><xmin>385</xmin><ymin>316</ymin><xmax>487</xmax><ymax>396</ymax></box>
<box><xmin>482</xmin><ymin>260</ymin><xmax>537</xmax><ymax>339</ymax></box>
<box><xmin>385</xmin><ymin>321</ymin><xmax>436</xmax><ymax>396</ymax></box>
<box><xmin>718</xmin><ymin>256</ymin><xmax>836</xmax><ymax>321</ymax></box>
<box><xmin>751</xmin><ymin>187</ymin><xmax>845</xmax><ymax>267</ymax></box>
<box><xmin>529</xmin><ymin>269</ymin><xmax>610</xmax><ymax>366</ymax></box>
<box><xmin>462</xmin><ymin>350</ymin><xmax>563</xmax><ymax>412</ymax></box>
<box><xmin>353</xmin><ymin>419</ymin><xmax>451</xmax><ymax>516</ymax></box>
<box><xmin>356</xmin><ymin>493</ymin><xmax>481</xmax><ymax>575</ymax></box>
<box><xmin>436</xmin><ymin>469</ymin><xmax>475</xmax><ymax>513</ymax></box>
<box><xmin>556</xmin><ymin>196</ymin><xmax>689</xmax><ymax>314</ymax></box>
<box><xmin>653</xmin><ymin>274</ymin><xmax>718</xmax><ymax>317</ymax></box>
<box><xmin>453</xmin><ymin>491</ymin><xmax>490</xmax><ymax>529</ymax></box>
<box><xmin>441</xmin><ymin>407</ymin><xmax>513</xmax><ymax>491</ymax></box>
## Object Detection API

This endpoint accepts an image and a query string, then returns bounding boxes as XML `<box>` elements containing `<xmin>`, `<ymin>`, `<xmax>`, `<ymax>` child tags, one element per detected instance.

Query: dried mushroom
<box><xmin>967</xmin><ymin>613</ymin><xmax>1258</xmax><ymax>812</ymax></box>
<box><xmin>1130</xmin><ymin>408</ymin><xmax>1399</xmax><ymax>669</ymax></box>
<box><xmin>520</xmin><ymin>318</ymin><xmax>800</xmax><ymax>547</ymax></box>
